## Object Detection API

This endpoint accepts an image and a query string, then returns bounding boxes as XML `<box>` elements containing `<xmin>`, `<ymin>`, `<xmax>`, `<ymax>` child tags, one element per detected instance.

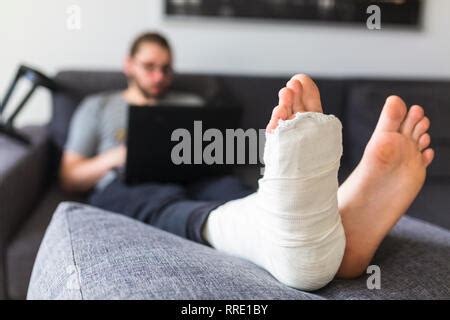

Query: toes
<box><xmin>291</xmin><ymin>74</ymin><xmax>323</xmax><ymax>113</ymax></box>
<box><xmin>286</xmin><ymin>79</ymin><xmax>306</xmax><ymax>114</ymax></box>
<box><xmin>412</xmin><ymin>116</ymin><xmax>430</xmax><ymax>141</ymax></box>
<box><xmin>374</xmin><ymin>96</ymin><xmax>408</xmax><ymax>134</ymax></box>
<box><xmin>278</xmin><ymin>87</ymin><xmax>294</xmax><ymax>118</ymax></box>
<box><xmin>418</xmin><ymin>133</ymin><xmax>431</xmax><ymax>151</ymax></box>
<box><xmin>266</xmin><ymin>105</ymin><xmax>285</xmax><ymax>132</ymax></box>
<box><xmin>422</xmin><ymin>148</ymin><xmax>434</xmax><ymax>168</ymax></box>
<box><xmin>266</xmin><ymin>87</ymin><xmax>294</xmax><ymax>132</ymax></box>
<box><xmin>266</xmin><ymin>107</ymin><xmax>281</xmax><ymax>132</ymax></box>
<box><xmin>400</xmin><ymin>105</ymin><xmax>424</xmax><ymax>137</ymax></box>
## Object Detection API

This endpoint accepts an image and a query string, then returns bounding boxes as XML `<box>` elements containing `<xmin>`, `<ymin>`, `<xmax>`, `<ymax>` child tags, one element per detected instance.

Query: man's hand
<box><xmin>101</xmin><ymin>145</ymin><xmax>127</xmax><ymax>169</ymax></box>
<box><xmin>60</xmin><ymin>145</ymin><xmax>127</xmax><ymax>193</ymax></box>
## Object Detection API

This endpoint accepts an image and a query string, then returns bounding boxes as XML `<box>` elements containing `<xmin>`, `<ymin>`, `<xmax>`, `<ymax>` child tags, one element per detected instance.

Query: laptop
<box><xmin>124</xmin><ymin>105</ymin><xmax>243</xmax><ymax>185</ymax></box>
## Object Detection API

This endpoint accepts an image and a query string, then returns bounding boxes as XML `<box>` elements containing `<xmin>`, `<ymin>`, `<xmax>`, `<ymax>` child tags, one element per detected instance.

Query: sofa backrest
<box><xmin>50</xmin><ymin>70</ymin><xmax>450</xmax><ymax>180</ymax></box>
<box><xmin>47</xmin><ymin>70</ymin><xmax>450</xmax><ymax>230</ymax></box>
<box><xmin>50</xmin><ymin>71</ymin><xmax>224</xmax><ymax>150</ymax></box>
<box><xmin>217</xmin><ymin>75</ymin><xmax>346</xmax><ymax>130</ymax></box>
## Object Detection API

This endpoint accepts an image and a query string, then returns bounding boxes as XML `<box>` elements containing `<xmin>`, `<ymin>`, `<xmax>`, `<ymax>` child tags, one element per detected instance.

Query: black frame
<box><xmin>165</xmin><ymin>0</ymin><xmax>423</xmax><ymax>28</ymax></box>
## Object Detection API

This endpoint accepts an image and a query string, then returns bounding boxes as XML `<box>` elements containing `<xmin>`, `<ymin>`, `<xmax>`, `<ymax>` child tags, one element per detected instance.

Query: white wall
<box><xmin>1</xmin><ymin>0</ymin><xmax>450</xmax><ymax>126</ymax></box>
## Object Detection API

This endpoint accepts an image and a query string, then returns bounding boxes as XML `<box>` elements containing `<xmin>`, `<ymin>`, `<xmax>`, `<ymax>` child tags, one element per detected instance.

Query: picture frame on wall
<box><xmin>165</xmin><ymin>0</ymin><xmax>423</xmax><ymax>28</ymax></box>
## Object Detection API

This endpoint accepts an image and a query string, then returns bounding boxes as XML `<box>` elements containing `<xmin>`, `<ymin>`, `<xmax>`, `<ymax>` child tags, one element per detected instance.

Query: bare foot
<box><xmin>337</xmin><ymin>96</ymin><xmax>434</xmax><ymax>278</ymax></box>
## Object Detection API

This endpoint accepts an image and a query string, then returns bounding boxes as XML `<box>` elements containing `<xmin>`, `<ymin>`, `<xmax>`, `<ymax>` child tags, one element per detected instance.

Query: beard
<box><xmin>132</xmin><ymin>77</ymin><xmax>168</xmax><ymax>100</ymax></box>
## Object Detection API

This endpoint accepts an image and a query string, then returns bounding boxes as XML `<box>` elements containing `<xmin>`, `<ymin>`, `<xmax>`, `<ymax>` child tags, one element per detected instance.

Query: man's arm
<box><xmin>59</xmin><ymin>145</ymin><xmax>126</xmax><ymax>193</ymax></box>
<box><xmin>60</xmin><ymin>94</ymin><xmax>127</xmax><ymax>193</ymax></box>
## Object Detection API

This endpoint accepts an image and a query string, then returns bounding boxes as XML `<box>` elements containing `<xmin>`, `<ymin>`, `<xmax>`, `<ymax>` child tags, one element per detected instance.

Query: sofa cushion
<box><xmin>316</xmin><ymin>215</ymin><xmax>450</xmax><ymax>299</ymax></box>
<box><xmin>28</xmin><ymin>202</ymin><xmax>450</xmax><ymax>300</ymax></box>
<box><xmin>27</xmin><ymin>203</ymin><xmax>321</xmax><ymax>300</ymax></box>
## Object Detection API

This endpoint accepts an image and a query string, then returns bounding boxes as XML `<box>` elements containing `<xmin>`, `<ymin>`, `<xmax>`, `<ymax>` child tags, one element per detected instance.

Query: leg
<box><xmin>89</xmin><ymin>180</ymin><xmax>223</xmax><ymax>244</ymax></box>
<box><xmin>336</xmin><ymin>96</ymin><xmax>434</xmax><ymax>278</ymax></box>
<box><xmin>203</xmin><ymin>75</ymin><xmax>346</xmax><ymax>291</ymax></box>
<box><xmin>186</xmin><ymin>175</ymin><xmax>254</xmax><ymax>202</ymax></box>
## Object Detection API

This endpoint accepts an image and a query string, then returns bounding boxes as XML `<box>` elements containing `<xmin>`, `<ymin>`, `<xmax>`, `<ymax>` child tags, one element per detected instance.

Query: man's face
<box><xmin>125</xmin><ymin>43</ymin><xmax>173</xmax><ymax>99</ymax></box>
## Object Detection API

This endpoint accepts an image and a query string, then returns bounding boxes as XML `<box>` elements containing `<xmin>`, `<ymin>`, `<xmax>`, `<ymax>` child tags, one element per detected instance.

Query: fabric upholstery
<box><xmin>0</xmin><ymin>126</ymin><xmax>49</xmax><ymax>245</ymax></box>
<box><xmin>6</xmin><ymin>184</ymin><xmax>86</xmax><ymax>300</ymax></box>
<box><xmin>316</xmin><ymin>215</ymin><xmax>450</xmax><ymax>299</ymax></box>
<box><xmin>218</xmin><ymin>75</ymin><xmax>345</xmax><ymax>130</ymax></box>
<box><xmin>0</xmin><ymin>126</ymin><xmax>49</xmax><ymax>299</ymax></box>
<box><xmin>28</xmin><ymin>202</ymin><xmax>450</xmax><ymax>300</ymax></box>
<box><xmin>28</xmin><ymin>203</ymin><xmax>322</xmax><ymax>300</ymax></box>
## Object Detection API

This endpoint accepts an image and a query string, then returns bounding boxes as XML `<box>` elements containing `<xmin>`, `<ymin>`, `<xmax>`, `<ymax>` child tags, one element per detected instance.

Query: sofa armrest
<box><xmin>0</xmin><ymin>125</ymin><xmax>51</xmax><ymax>248</ymax></box>
<box><xmin>28</xmin><ymin>203</ymin><xmax>450</xmax><ymax>299</ymax></box>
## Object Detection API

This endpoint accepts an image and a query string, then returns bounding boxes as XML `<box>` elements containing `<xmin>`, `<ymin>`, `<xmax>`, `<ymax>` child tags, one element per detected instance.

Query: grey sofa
<box><xmin>26</xmin><ymin>202</ymin><xmax>450</xmax><ymax>299</ymax></box>
<box><xmin>1</xmin><ymin>70</ymin><xmax>450</xmax><ymax>300</ymax></box>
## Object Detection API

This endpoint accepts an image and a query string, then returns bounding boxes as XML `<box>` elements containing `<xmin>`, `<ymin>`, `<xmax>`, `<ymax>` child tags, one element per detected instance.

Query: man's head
<box><xmin>124</xmin><ymin>32</ymin><xmax>173</xmax><ymax>100</ymax></box>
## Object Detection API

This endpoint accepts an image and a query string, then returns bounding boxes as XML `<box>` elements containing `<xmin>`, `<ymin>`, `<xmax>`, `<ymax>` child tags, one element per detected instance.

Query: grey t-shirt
<box><xmin>64</xmin><ymin>90</ymin><xmax>204</xmax><ymax>189</ymax></box>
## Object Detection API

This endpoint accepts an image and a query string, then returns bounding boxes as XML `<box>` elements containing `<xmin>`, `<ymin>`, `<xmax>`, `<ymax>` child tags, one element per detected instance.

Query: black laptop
<box><xmin>124</xmin><ymin>105</ymin><xmax>242</xmax><ymax>185</ymax></box>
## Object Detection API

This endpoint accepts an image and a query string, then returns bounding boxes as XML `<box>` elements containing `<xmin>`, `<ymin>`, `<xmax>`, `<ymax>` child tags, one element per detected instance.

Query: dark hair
<box><xmin>129</xmin><ymin>32</ymin><xmax>171</xmax><ymax>57</ymax></box>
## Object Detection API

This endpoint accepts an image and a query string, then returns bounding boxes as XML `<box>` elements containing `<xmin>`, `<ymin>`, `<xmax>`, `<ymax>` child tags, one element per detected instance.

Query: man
<box><xmin>61</xmin><ymin>32</ymin><xmax>204</xmax><ymax>193</ymax></box>
<box><xmin>61</xmin><ymin>32</ymin><xmax>434</xmax><ymax>290</ymax></box>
